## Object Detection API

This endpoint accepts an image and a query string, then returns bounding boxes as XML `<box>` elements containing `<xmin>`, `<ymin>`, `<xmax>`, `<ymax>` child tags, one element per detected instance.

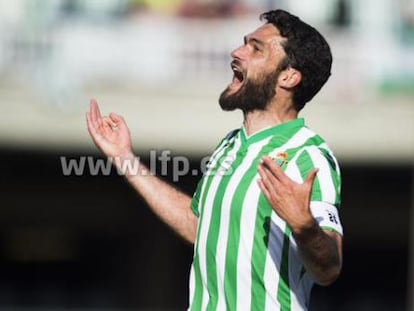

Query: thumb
<box><xmin>305</xmin><ymin>168</ymin><xmax>319</xmax><ymax>190</ymax></box>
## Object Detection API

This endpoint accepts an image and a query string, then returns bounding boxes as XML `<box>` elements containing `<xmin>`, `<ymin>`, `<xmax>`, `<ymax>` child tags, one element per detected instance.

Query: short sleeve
<box><xmin>294</xmin><ymin>146</ymin><xmax>343</xmax><ymax>235</ymax></box>
<box><xmin>191</xmin><ymin>178</ymin><xmax>203</xmax><ymax>217</ymax></box>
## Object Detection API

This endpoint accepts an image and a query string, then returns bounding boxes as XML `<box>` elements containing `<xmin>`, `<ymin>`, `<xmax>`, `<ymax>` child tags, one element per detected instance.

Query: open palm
<box><xmin>86</xmin><ymin>99</ymin><xmax>133</xmax><ymax>159</ymax></box>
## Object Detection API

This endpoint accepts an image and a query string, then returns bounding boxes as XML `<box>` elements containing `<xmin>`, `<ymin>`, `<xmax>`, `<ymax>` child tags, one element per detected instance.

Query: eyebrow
<box><xmin>244</xmin><ymin>35</ymin><xmax>265</xmax><ymax>48</ymax></box>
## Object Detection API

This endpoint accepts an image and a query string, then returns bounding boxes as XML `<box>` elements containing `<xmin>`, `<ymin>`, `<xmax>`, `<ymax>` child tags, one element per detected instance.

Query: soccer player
<box><xmin>86</xmin><ymin>9</ymin><xmax>343</xmax><ymax>311</ymax></box>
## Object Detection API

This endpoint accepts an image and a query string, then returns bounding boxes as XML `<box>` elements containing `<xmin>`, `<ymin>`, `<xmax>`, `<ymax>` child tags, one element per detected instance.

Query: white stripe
<box><xmin>235</xmin><ymin>179</ymin><xmax>260</xmax><ymax>311</ymax></box>
<box><xmin>188</xmin><ymin>264</ymin><xmax>196</xmax><ymax>310</ymax></box>
<box><xmin>263</xmin><ymin>216</ymin><xmax>285</xmax><ymax>311</ymax></box>
<box><xmin>287</xmin><ymin>237</ymin><xmax>307</xmax><ymax>310</ymax></box>
<box><xmin>281</xmin><ymin>127</ymin><xmax>316</xmax><ymax>150</ymax></box>
<box><xmin>287</xmin><ymin>127</ymin><xmax>315</xmax><ymax>148</ymax></box>
<box><xmin>195</xmin><ymin>134</ymin><xmax>242</xmax><ymax>310</ymax></box>
<box><xmin>285</xmin><ymin>153</ymin><xmax>304</xmax><ymax>183</ymax></box>
<box><xmin>216</xmin><ymin>138</ymin><xmax>272</xmax><ymax>310</ymax></box>
<box><xmin>264</xmin><ymin>160</ymin><xmax>302</xmax><ymax>310</ymax></box>
<box><xmin>285</xmin><ymin>155</ymin><xmax>308</xmax><ymax>310</ymax></box>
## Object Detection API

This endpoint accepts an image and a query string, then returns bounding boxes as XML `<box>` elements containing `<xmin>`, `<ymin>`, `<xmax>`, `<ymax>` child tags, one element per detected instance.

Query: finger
<box><xmin>86</xmin><ymin>112</ymin><xmax>97</xmax><ymax>135</ymax></box>
<box><xmin>258</xmin><ymin>164</ymin><xmax>274</xmax><ymax>185</ymax></box>
<box><xmin>260</xmin><ymin>156</ymin><xmax>284</xmax><ymax>181</ymax></box>
<box><xmin>257</xmin><ymin>178</ymin><xmax>271</xmax><ymax>200</ymax></box>
<box><xmin>90</xmin><ymin>99</ymin><xmax>103</xmax><ymax>119</ymax></box>
<box><xmin>103</xmin><ymin>116</ymin><xmax>117</xmax><ymax>128</ymax></box>
<box><xmin>258</xmin><ymin>164</ymin><xmax>279</xmax><ymax>197</ymax></box>
<box><xmin>109</xmin><ymin>113</ymin><xmax>128</xmax><ymax>131</ymax></box>
<box><xmin>90</xmin><ymin>99</ymin><xmax>103</xmax><ymax>128</ymax></box>
<box><xmin>101</xmin><ymin>117</ymin><xmax>118</xmax><ymax>136</ymax></box>
<box><xmin>86</xmin><ymin>112</ymin><xmax>93</xmax><ymax>134</ymax></box>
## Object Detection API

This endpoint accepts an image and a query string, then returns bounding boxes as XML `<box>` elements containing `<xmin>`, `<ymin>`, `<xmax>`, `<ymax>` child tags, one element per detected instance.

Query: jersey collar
<box><xmin>240</xmin><ymin>118</ymin><xmax>305</xmax><ymax>146</ymax></box>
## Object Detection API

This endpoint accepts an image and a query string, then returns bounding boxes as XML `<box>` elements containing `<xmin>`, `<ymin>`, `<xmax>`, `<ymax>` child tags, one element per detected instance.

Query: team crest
<box><xmin>271</xmin><ymin>151</ymin><xmax>289</xmax><ymax>167</ymax></box>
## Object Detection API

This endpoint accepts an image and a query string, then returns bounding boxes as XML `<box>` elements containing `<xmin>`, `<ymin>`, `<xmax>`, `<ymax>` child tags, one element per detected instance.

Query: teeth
<box><xmin>232</xmin><ymin>67</ymin><xmax>241</xmax><ymax>74</ymax></box>
<box><xmin>231</xmin><ymin>63</ymin><xmax>240</xmax><ymax>72</ymax></box>
<box><xmin>231</xmin><ymin>62</ymin><xmax>244</xmax><ymax>83</ymax></box>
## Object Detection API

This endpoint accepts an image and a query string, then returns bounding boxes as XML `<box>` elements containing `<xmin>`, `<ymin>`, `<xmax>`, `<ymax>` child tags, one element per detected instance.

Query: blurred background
<box><xmin>0</xmin><ymin>0</ymin><xmax>413</xmax><ymax>310</ymax></box>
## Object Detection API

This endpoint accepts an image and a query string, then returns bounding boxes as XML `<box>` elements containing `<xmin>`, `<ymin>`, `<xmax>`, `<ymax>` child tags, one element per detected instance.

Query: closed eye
<box><xmin>253</xmin><ymin>44</ymin><xmax>261</xmax><ymax>52</ymax></box>
<box><xmin>244</xmin><ymin>35</ymin><xmax>264</xmax><ymax>52</ymax></box>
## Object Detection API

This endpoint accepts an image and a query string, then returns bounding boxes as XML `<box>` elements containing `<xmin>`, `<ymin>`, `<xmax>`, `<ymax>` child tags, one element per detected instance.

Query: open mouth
<box><xmin>229</xmin><ymin>62</ymin><xmax>245</xmax><ymax>91</ymax></box>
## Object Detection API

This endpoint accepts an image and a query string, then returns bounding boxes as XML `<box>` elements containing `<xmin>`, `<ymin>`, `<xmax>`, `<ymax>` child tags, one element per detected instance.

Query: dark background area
<box><xmin>0</xmin><ymin>148</ymin><xmax>411</xmax><ymax>310</ymax></box>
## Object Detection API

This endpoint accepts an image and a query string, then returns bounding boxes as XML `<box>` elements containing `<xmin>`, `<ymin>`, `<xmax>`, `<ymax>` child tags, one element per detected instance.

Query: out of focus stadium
<box><xmin>0</xmin><ymin>0</ymin><xmax>413</xmax><ymax>310</ymax></box>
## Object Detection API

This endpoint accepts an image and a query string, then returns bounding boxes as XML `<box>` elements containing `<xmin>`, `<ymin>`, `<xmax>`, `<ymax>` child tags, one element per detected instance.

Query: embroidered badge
<box><xmin>272</xmin><ymin>152</ymin><xmax>289</xmax><ymax>167</ymax></box>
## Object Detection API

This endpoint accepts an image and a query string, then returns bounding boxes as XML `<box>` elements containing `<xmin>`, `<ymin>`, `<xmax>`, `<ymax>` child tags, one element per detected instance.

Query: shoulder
<box><xmin>292</xmin><ymin>126</ymin><xmax>339</xmax><ymax>168</ymax></box>
<box><xmin>215</xmin><ymin>128</ymin><xmax>240</xmax><ymax>148</ymax></box>
<box><xmin>210</xmin><ymin>128</ymin><xmax>241</xmax><ymax>157</ymax></box>
<box><xmin>285</xmin><ymin>128</ymin><xmax>341</xmax><ymax>186</ymax></box>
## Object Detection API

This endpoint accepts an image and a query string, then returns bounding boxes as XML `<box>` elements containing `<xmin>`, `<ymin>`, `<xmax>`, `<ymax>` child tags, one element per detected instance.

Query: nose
<box><xmin>231</xmin><ymin>45</ymin><xmax>246</xmax><ymax>60</ymax></box>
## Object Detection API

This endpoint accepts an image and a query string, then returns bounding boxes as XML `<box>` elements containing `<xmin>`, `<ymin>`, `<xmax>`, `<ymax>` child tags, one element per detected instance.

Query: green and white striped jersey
<box><xmin>188</xmin><ymin>118</ymin><xmax>342</xmax><ymax>311</ymax></box>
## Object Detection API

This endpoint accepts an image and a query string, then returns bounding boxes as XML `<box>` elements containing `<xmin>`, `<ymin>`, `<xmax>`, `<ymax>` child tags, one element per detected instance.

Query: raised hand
<box><xmin>86</xmin><ymin>99</ymin><xmax>134</xmax><ymax>160</ymax></box>
<box><xmin>257</xmin><ymin>156</ymin><xmax>318</xmax><ymax>233</ymax></box>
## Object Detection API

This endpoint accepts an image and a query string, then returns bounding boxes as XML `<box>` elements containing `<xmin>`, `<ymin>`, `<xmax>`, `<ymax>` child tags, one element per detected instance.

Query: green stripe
<box><xmin>320</xmin><ymin>148</ymin><xmax>342</xmax><ymax>207</ymax></box>
<box><xmin>191</xmin><ymin>180</ymin><xmax>203</xmax><ymax>217</ymax></box>
<box><xmin>277</xmin><ymin>225</ymin><xmax>292</xmax><ymax>311</ymax></box>
<box><xmin>250</xmin><ymin>194</ymin><xmax>273</xmax><ymax>310</ymax></box>
<box><xmin>190</xmin><ymin>133</ymin><xmax>239</xmax><ymax>310</ymax></box>
<box><xmin>190</xmin><ymin>257</ymin><xmax>203</xmax><ymax>311</ymax></box>
<box><xmin>223</xmin><ymin>140</ymin><xmax>277</xmax><ymax>308</ymax></box>
<box><xmin>296</xmin><ymin>150</ymin><xmax>322</xmax><ymax>201</ymax></box>
<box><xmin>205</xmin><ymin>146</ymin><xmax>246</xmax><ymax>310</ymax></box>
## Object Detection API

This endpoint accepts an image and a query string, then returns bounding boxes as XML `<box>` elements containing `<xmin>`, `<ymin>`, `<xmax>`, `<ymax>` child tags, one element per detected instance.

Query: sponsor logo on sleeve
<box><xmin>326</xmin><ymin>210</ymin><xmax>338</xmax><ymax>224</ymax></box>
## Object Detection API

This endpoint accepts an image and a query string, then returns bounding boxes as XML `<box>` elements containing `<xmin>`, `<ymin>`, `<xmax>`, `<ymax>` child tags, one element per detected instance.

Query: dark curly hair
<box><xmin>260</xmin><ymin>10</ymin><xmax>332</xmax><ymax>111</ymax></box>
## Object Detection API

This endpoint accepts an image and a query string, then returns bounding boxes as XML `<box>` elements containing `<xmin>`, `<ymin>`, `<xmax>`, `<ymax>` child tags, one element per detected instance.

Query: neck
<box><xmin>243</xmin><ymin>99</ymin><xmax>298</xmax><ymax>136</ymax></box>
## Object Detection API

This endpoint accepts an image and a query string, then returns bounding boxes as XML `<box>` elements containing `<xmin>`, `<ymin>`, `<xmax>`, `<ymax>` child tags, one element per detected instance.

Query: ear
<box><xmin>278</xmin><ymin>68</ymin><xmax>302</xmax><ymax>89</ymax></box>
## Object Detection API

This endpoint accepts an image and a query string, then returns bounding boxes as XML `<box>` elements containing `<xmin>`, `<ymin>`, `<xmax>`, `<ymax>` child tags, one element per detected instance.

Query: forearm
<box><xmin>116</xmin><ymin>155</ymin><xmax>198</xmax><ymax>244</ymax></box>
<box><xmin>86</xmin><ymin>102</ymin><xmax>198</xmax><ymax>242</ymax></box>
<box><xmin>292</xmin><ymin>220</ymin><xmax>342</xmax><ymax>286</ymax></box>
<box><xmin>257</xmin><ymin>156</ymin><xmax>342</xmax><ymax>285</ymax></box>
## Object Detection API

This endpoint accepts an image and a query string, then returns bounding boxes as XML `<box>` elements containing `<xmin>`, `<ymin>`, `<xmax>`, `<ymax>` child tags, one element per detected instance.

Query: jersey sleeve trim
<box><xmin>310</xmin><ymin>201</ymin><xmax>343</xmax><ymax>236</ymax></box>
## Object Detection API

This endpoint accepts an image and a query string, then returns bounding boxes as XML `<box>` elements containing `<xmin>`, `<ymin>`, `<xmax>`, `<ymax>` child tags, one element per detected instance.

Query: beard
<box><xmin>219</xmin><ymin>69</ymin><xmax>280</xmax><ymax>113</ymax></box>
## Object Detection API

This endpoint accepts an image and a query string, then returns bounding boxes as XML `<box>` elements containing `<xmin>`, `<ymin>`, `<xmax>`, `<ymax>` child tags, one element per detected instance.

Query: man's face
<box><xmin>219</xmin><ymin>23</ymin><xmax>287</xmax><ymax>112</ymax></box>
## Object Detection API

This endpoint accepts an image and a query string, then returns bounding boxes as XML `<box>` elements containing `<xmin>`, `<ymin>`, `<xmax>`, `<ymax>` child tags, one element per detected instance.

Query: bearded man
<box><xmin>87</xmin><ymin>9</ymin><xmax>343</xmax><ymax>311</ymax></box>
